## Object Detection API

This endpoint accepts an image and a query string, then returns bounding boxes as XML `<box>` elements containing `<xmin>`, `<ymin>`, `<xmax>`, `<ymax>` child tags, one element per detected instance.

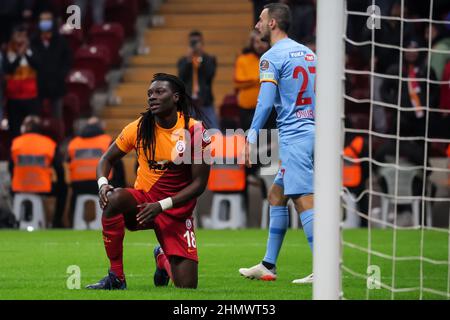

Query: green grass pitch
<box><xmin>0</xmin><ymin>228</ymin><xmax>448</xmax><ymax>300</ymax></box>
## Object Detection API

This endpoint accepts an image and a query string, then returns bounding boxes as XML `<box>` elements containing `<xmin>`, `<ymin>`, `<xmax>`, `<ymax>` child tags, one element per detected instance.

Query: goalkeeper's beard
<box><xmin>260</xmin><ymin>33</ymin><xmax>271</xmax><ymax>44</ymax></box>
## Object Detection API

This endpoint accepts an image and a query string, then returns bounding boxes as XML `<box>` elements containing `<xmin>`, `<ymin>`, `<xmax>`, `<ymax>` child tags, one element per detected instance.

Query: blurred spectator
<box><xmin>424</xmin><ymin>23</ymin><xmax>450</xmax><ymax>81</ymax></box>
<box><xmin>66</xmin><ymin>117</ymin><xmax>125</xmax><ymax>227</ymax></box>
<box><xmin>74</xmin><ymin>0</ymin><xmax>105</xmax><ymax>26</ymax></box>
<box><xmin>371</xmin><ymin>0</ymin><xmax>415</xmax><ymax>74</ymax></box>
<box><xmin>0</xmin><ymin>0</ymin><xmax>33</xmax><ymax>47</ymax></box>
<box><xmin>3</xmin><ymin>25</ymin><xmax>40</xmax><ymax>138</ymax></box>
<box><xmin>234</xmin><ymin>31</ymin><xmax>269</xmax><ymax>131</ymax></box>
<box><xmin>380</xmin><ymin>39</ymin><xmax>440</xmax><ymax>137</ymax></box>
<box><xmin>178</xmin><ymin>30</ymin><xmax>218</xmax><ymax>129</ymax></box>
<box><xmin>279</xmin><ymin>0</ymin><xmax>315</xmax><ymax>43</ymax></box>
<box><xmin>346</xmin><ymin>0</ymin><xmax>369</xmax><ymax>41</ymax></box>
<box><xmin>31</xmin><ymin>10</ymin><xmax>72</xmax><ymax>120</ymax></box>
<box><xmin>9</xmin><ymin>115</ymin><xmax>67</xmax><ymax>228</ymax></box>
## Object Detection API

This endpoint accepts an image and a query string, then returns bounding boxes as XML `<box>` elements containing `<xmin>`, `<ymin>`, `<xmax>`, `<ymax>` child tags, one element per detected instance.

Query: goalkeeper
<box><xmin>239</xmin><ymin>3</ymin><xmax>315</xmax><ymax>284</ymax></box>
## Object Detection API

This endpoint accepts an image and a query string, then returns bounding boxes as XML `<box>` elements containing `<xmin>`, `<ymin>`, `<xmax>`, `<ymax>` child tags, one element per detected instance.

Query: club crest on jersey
<box><xmin>202</xmin><ymin>129</ymin><xmax>211</xmax><ymax>144</ymax></box>
<box><xmin>305</xmin><ymin>54</ymin><xmax>315</xmax><ymax>62</ymax></box>
<box><xmin>289</xmin><ymin>50</ymin><xmax>305</xmax><ymax>58</ymax></box>
<box><xmin>186</xmin><ymin>219</ymin><xmax>192</xmax><ymax>230</ymax></box>
<box><xmin>176</xmin><ymin>140</ymin><xmax>186</xmax><ymax>154</ymax></box>
<box><xmin>260</xmin><ymin>59</ymin><xmax>270</xmax><ymax>71</ymax></box>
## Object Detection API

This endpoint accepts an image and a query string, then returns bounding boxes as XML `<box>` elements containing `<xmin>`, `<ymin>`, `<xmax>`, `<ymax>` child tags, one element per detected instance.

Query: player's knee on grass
<box><xmin>268</xmin><ymin>184</ymin><xmax>288</xmax><ymax>207</ymax></box>
<box><xmin>169</xmin><ymin>256</ymin><xmax>198</xmax><ymax>289</ymax></box>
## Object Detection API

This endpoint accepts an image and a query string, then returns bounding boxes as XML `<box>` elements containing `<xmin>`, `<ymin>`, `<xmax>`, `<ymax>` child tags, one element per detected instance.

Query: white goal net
<box><xmin>338</xmin><ymin>0</ymin><xmax>450</xmax><ymax>299</ymax></box>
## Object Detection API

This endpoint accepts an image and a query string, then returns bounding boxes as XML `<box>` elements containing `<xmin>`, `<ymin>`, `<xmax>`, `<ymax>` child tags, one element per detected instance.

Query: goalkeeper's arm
<box><xmin>247</xmin><ymin>81</ymin><xmax>277</xmax><ymax>144</ymax></box>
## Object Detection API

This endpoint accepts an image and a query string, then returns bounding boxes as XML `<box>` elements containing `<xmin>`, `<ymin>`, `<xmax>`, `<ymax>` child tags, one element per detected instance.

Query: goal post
<box><xmin>317</xmin><ymin>0</ymin><xmax>450</xmax><ymax>300</ymax></box>
<box><xmin>313</xmin><ymin>0</ymin><xmax>345</xmax><ymax>300</ymax></box>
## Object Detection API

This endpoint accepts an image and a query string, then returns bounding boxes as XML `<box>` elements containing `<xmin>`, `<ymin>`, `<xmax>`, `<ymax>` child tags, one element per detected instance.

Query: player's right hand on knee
<box><xmin>99</xmin><ymin>184</ymin><xmax>114</xmax><ymax>209</ymax></box>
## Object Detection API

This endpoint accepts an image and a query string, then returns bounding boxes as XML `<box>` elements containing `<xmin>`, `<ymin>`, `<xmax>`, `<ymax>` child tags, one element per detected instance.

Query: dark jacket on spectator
<box><xmin>177</xmin><ymin>53</ymin><xmax>216</xmax><ymax>107</ymax></box>
<box><xmin>359</xmin><ymin>7</ymin><xmax>415</xmax><ymax>74</ymax></box>
<box><xmin>380</xmin><ymin>61</ymin><xmax>440</xmax><ymax>137</ymax></box>
<box><xmin>31</xmin><ymin>33</ymin><xmax>72</xmax><ymax>99</ymax></box>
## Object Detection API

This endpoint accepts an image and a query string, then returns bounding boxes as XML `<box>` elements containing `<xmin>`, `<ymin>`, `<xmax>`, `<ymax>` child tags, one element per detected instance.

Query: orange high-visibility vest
<box><xmin>11</xmin><ymin>133</ymin><xmax>56</xmax><ymax>193</ymax></box>
<box><xmin>343</xmin><ymin>136</ymin><xmax>364</xmax><ymax>187</ymax></box>
<box><xmin>208</xmin><ymin>133</ymin><xmax>246</xmax><ymax>192</ymax></box>
<box><xmin>67</xmin><ymin>134</ymin><xmax>112</xmax><ymax>182</ymax></box>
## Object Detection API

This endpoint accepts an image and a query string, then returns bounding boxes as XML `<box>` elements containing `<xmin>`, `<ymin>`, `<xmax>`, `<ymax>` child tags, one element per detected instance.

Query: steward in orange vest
<box><xmin>342</xmin><ymin>129</ymin><xmax>369</xmax><ymax>227</ymax></box>
<box><xmin>207</xmin><ymin>132</ymin><xmax>246</xmax><ymax>192</ymax></box>
<box><xmin>10</xmin><ymin>116</ymin><xmax>67</xmax><ymax>227</ymax></box>
<box><xmin>343</xmin><ymin>136</ymin><xmax>364</xmax><ymax>188</ymax></box>
<box><xmin>68</xmin><ymin>134</ymin><xmax>112</xmax><ymax>182</ymax></box>
<box><xmin>66</xmin><ymin>117</ymin><xmax>125</xmax><ymax>226</ymax></box>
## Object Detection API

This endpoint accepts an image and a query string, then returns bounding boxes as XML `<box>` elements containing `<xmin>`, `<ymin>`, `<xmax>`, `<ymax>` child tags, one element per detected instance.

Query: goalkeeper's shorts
<box><xmin>275</xmin><ymin>132</ymin><xmax>314</xmax><ymax>196</ymax></box>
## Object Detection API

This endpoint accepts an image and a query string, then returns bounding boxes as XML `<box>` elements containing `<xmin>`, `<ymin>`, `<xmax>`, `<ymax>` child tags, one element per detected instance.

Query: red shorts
<box><xmin>124</xmin><ymin>188</ymin><xmax>198</xmax><ymax>262</ymax></box>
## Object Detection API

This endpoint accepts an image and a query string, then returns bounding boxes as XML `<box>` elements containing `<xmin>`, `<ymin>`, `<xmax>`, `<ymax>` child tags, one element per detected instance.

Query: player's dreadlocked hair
<box><xmin>135</xmin><ymin>73</ymin><xmax>206</xmax><ymax>166</ymax></box>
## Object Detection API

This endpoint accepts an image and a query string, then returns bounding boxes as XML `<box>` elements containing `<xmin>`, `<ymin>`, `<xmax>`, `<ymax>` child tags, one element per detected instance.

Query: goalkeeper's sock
<box><xmin>102</xmin><ymin>215</ymin><xmax>125</xmax><ymax>281</ymax></box>
<box><xmin>300</xmin><ymin>209</ymin><xmax>314</xmax><ymax>251</ymax></box>
<box><xmin>262</xmin><ymin>206</ymin><xmax>289</xmax><ymax>266</ymax></box>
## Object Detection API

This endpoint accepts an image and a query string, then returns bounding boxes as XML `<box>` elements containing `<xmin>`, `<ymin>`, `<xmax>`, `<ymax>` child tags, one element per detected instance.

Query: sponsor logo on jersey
<box><xmin>260</xmin><ymin>72</ymin><xmax>275</xmax><ymax>81</ymax></box>
<box><xmin>148</xmin><ymin>159</ymin><xmax>170</xmax><ymax>170</ymax></box>
<box><xmin>186</xmin><ymin>219</ymin><xmax>192</xmax><ymax>230</ymax></box>
<box><xmin>289</xmin><ymin>50</ymin><xmax>305</xmax><ymax>58</ymax></box>
<box><xmin>260</xmin><ymin>59</ymin><xmax>270</xmax><ymax>71</ymax></box>
<box><xmin>305</xmin><ymin>54</ymin><xmax>315</xmax><ymax>62</ymax></box>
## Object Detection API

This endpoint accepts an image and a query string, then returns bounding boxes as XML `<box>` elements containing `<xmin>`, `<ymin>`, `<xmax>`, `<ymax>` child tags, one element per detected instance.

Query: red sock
<box><xmin>156</xmin><ymin>251</ymin><xmax>173</xmax><ymax>280</ymax></box>
<box><xmin>102</xmin><ymin>215</ymin><xmax>125</xmax><ymax>280</ymax></box>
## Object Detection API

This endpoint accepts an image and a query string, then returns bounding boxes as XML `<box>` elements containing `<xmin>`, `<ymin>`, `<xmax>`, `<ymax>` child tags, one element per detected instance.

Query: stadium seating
<box><xmin>341</xmin><ymin>191</ymin><xmax>361</xmax><ymax>228</ymax></box>
<box><xmin>219</xmin><ymin>94</ymin><xmax>240</xmax><ymax>129</ymax></box>
<box><xmin>379</xmin><ymin>160</ymin><xmax>433</xmax><ymax>228</ymax></box>
<box><xmin>13</xmin><ymin>194</ymin><xmax>46</xmax><ymax>230</ymax></box>
<box><xmin>73</xmin><ymin>194</ymin><xmax>102</xmax><ymax>230</ymax></box>
<box><xmin>105</xmin><ymin>0</ymin><xmax>138</xmax><ymax>37</ymax></box>
<box><xmin>60</xmin><ymin>23</ymin><xmax>84</xmax><ymax>53</ymax></box>
<box><xmin>88</xmin><ymin>23</ymin><xmax>125</xmax><ymax>66</ymax></box>
<box><xmin>65</xmin><ymin>69</ymin><xmax>96</xmax><ymax>114</ymax></box>
<box><xmin>205</xmin><ymin>193</ymin><xmax>247</xmax><ymax>229</ymax></box>
<box><xmin>74</xmin><ymin>45</ymin><xmax>111</xmax><ymax>88</ymax></box>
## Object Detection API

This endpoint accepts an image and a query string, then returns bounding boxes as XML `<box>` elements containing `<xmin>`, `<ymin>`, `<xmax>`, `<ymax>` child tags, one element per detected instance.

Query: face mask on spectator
<box><xmin>39</xmin><ymin>20</ymin><xmax>53</xmax><ymax>32</ymax></box>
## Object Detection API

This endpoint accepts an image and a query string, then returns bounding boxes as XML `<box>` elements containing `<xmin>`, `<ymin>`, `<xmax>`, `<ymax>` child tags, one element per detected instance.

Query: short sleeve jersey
<box><xmin>115</xmin><ymin>112</ymin><xmax>211</xmax><ymax>196</ymax></box>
